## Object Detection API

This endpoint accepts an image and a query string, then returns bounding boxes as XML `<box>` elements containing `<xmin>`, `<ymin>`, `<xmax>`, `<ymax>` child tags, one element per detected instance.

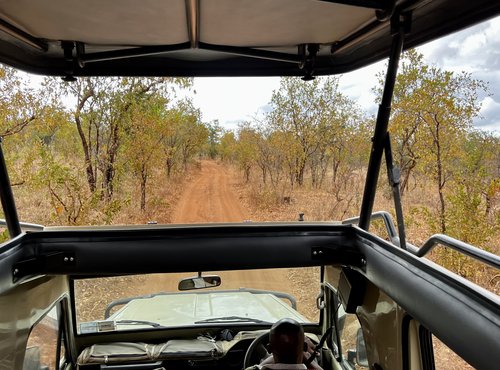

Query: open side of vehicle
<box><xmin>0</xmin><ymin>1</ymin><xmax>499</xmax><ymax>370</ymax></box>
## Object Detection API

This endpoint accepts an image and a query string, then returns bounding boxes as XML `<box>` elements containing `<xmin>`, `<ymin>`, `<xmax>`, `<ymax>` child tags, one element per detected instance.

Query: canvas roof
<box><xmin>0</xmin><ymin>0</ymin><xmax>499</xmax><ymax>77</ymax></box>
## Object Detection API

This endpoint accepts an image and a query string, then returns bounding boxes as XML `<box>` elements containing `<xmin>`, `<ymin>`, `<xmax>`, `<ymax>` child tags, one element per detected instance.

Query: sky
<box><xmin>191</xmin><ymin>15</ymin><xmax>500</xmax><ymax>134</ymax></box>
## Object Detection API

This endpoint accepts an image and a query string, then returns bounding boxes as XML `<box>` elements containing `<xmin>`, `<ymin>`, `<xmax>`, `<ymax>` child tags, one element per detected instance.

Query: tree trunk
<box><xmin>244</xmin><ymin>166</ymin><xmax>251</xmax><ymax>183</ymax></box>
<box><xmin>166</xmin><ymin>157</ymin><xmax>174</xmax><ymax>178</ymax></box>
<box><xmin>102</xmin><ymin>122</ymin><xmax>120</xmax><ymax>201</ymax></box>
<box><xmin>295</xmin><ymin>157</ymin><xmax>305</xmax><ymax>186</ymax></box>
<box><xmin>74</xmin><ymin>95</ymin><xmax>96</xmax><ymax>193</ymax></box>
<box><xmin>140</xmin><ymin>169</ymin><xmax>147</xmax><ymax>211</ymax></box>
<box><xmin>435</xmin><ymin>124</ymin><xmax>446</xmax><ymax>233</ymax></box>
<box><xmin>332</xmin><ymin>160</ymin><xmax>340</xmax><ymax>186</ymax></box>
<box><xmin>260</xmin><ymin>165</ymin><xmax>267</xmax><ymax>184</ymax></box>
<box><xmin>400</xmin><ymin>160</ymin><xmax>416</xmax><ymax>195</ymax></box>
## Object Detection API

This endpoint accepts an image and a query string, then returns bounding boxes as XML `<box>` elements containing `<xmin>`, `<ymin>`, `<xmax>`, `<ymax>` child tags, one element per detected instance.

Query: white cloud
<box><xmin>191</xmin><ymin>16</ymin><xmax>500</xmax><ymax>133</ymax></box>
<box><xmin>191</xmin><ymin>76</ymin><xmax>280</xmax><ymax>128</ymax></box>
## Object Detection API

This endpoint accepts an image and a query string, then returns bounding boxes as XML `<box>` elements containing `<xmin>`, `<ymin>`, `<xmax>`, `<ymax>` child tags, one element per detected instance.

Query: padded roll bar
<box><xmin>358</xmin><ymin>14</ymin><xmax>408</xmax><ymax>231</ymax></box>
<box><xmin>0</xmin><ymin>138</ymin><xmax>21</xmax><ymax>238</ymax></box>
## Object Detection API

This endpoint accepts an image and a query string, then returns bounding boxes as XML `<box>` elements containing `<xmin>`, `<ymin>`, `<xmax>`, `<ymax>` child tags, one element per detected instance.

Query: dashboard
<box><xmin>76</xmin><ymin>329</ymin><xmax>322</xmax><ymax>370</ymax></box>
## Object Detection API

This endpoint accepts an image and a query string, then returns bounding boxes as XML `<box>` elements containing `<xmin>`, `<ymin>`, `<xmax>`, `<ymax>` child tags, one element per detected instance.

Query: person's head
<box><xmin>268</xmin><ymin>318</ymin><xmax>305</xmax><ymax>364</ymax></box>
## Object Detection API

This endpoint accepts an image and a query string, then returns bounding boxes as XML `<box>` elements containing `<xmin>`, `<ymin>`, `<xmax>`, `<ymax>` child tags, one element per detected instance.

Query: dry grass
<box><xmin>287</xmin><ymin>267</ymin><xmax>321</xmax><ymax>322</ymax></box>
<box><xmin>234</xmin><ymin>165</ymin><xmax>499</xmax><ymax>293</ymax></box>
<box><xmin>233</xmin><ymin>165</ymin><xmax>497</xmax><ymax>369</ymax></box>
<box><xmin>74</xmin><ymin>275</ymin><xmax>149</xmax><ymax>322</ymax></box>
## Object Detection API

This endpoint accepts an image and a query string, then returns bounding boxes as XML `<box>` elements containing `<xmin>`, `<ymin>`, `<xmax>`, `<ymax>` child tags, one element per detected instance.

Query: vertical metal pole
<box><xmin>384</xmin><ymin>134</ymin><xmax>407</xmax><ymax>250</ymax></box>
<box><xmin>0</xmin><ymin>138</ymin><xmax>21</xmax><ymax>238</ymax></box>
<box><xmin>359</xmin><ymin>18</ymin><xmax>406</xmax><ymax>231</ymax></box>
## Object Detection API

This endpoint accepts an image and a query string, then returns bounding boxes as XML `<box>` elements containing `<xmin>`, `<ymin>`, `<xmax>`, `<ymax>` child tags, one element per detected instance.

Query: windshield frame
<box><xmin>70</xmin><ymin>266</ymin><xmax>324</xmax><ymax>337</ymax></box>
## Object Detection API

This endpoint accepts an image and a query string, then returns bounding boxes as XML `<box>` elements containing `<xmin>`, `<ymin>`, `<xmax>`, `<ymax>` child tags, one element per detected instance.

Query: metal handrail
<box><xmin>417</xmin><ymin>234</ymin><xmax>500</xmax><ymax>270</ymax></box>
<box><xmin>0</xmin><ymin>219</ymin><xmax>44</xmax><ymax>232</ymax></box>
<box><xmin>343</xmin><ymin>211</ymin><xmax>398</xmax><ymax>243</ymax></box>
<box><xmin>343</xmin><ymin>212</ymin><xmax>500</xmax><ymax>270</ymax></box>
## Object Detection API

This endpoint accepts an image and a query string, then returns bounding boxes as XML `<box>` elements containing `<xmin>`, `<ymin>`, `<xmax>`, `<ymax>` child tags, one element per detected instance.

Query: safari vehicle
<box><xmin>0</xmin><ymin>1</ymin><xmax>499</xmax><ymax>370</ymax></box>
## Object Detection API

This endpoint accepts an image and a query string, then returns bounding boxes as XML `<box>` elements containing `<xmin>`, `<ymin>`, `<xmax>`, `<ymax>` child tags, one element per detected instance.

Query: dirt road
<box><xmin>171</xmin><ymin>160</ymin><xmax>248</xmax><ymax>223</ymax></box>
<box><xmin>77</xmin><ymin>160</ymin><xmax>316</xmax><ymax>322</ymax></box>
<box><xmin>138</xmin><ymin>160</ymin><xmax>290</xmax><ymax>295</ymax></box>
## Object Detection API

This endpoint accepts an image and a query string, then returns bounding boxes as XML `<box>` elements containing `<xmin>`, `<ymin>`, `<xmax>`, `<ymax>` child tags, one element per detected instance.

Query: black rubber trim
<box><xmin>401</xmin><ymin>315</ymin><xmax>412</xmax><ymax>370</ymax></box>
<box><xmin>419</xmin><ymin>326</ymin><xmax>435</xmax><ymax>370</ymax></box>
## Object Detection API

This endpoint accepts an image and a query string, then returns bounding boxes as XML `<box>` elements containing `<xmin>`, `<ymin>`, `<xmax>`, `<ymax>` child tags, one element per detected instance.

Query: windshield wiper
<box><xmin>114</xmin><ymin>319</ymin><xmax>163</xmax><ymax>328</ymax></box>
<box><xmin>195</xmin><ymin>316</ymin><xmax>271</xmax><ymax>324</ymax></box>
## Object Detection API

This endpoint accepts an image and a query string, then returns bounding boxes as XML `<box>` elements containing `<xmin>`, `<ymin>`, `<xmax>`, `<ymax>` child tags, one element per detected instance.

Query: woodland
<box><xmin>0</xmin><ymin>50</ymin><xmax>498</xmax><ymax>290</ymax></box>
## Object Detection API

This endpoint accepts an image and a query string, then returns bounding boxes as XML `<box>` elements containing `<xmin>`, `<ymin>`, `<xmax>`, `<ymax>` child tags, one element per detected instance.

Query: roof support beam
<box><xmin>199</xmin><ymin>43</ymin><xmax>300</xmax><ymax>64</ymax></box>
<box><xmin>185</xmin><ymin>0</ymin><xmax>200</xmax><ymax>48</ymax></box>
<box><xmin>79</xmin><ymin>43</ymin><xmax>191</xmax><ymax>64</ymax></box>
<box><xmin>0</xmin><ymin>138</ymin><xmax>21</xmax><ymax>238</ymax></box>
<box><xmin>0</xmin><ymin>18</ymin><xmax>47</xmax><ymax>51</ymax></box>
<box><xmin>318</xmin><ymin>0</ymin><xmax>390</xmax><ymax>10</ymax></box>
<box><xmin>358</xmin><ymin>14</ymin><xmax>409</xmax><ymax>231</ymax></box>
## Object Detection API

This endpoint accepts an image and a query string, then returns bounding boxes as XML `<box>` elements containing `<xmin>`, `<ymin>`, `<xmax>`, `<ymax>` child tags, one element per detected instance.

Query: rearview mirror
<box><xmin>178</xmin><ymin>275</ymin><xmax>221</xmax><ymax>290</ymax></box>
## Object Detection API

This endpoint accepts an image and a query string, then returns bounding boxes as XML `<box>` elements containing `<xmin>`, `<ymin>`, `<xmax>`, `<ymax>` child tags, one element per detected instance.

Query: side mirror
<box><xmin>23</xmin><ymin>346</ymin><xmax>49</xmax><ymax>370</ymax></box>
<box><xmin>356</xmin><ymin>327</ymin><xmax>368</xmax><ymax>367</ymax></box>
<box><xmin>178</xmin><ymin>275</ymin><xmax>221</xmax><ymax>290</ymax></box>
<box><xmin>346</xmin><ymin>328</ymin><xmax>369</xmax><ymax>368</ymax></box>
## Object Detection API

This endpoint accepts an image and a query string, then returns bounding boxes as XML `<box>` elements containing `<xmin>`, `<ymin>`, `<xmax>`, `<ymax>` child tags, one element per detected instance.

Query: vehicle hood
<box><xmin>105</xmin><ymin>291</ymin><xmax>308</xmax><ymax>329</ymax></box>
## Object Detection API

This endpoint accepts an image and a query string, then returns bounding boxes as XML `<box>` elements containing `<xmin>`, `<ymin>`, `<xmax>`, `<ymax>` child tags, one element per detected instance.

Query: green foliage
<box><xmin>230</xmin><ymin>76</ymin><xmax>364</xmax><ymax>195</ymax></box>
<box><xmin>205</xmin><ymin>120</ymin><xmax>223</xmax><ymax>159</ymax></box>
<box><xmin>234</xmin><ymin>123</ymin><xmax>260</xmax><ymax>182</ymax></box>
<box><xmin>0</xmin><ymin>229</ymin><xmax>9</xmax><ymax>244</ymax></box>
<box><xmin>0</xmin><ymin>66</ymin><xmax>44</xmax><ymax>137</ymax></box>
<box><xmin>33</xmin><ymin>144</ymin><xmax>92</xmax><ymax>225</ymax></box>
<box><xmin>218</xmin><ymin>131</ymin><xmax>237</xmax><ymax>162</ymax></box>
<box><xmin>32</xmin><ymin>144</ymin><xmax>124</xmax><ymax>225</ymax></box>
<box><xmin>378</xmin><ymin>49</ymin><xmax>489</xmax><ymax>232</ymax></box>
<box><xmin>268</xmin><ymin>76</ymin><xmax>357</xmax><ymax>187</ymax></box>
<box><xmin>446</xmin><ymin>184</ymin><xmax>495</xmax><ymax>246</ymax></box>
<box><xmin>43</xmin><ymin>76</ymin><xmax>194</xmax><ymax>200</ymax></box>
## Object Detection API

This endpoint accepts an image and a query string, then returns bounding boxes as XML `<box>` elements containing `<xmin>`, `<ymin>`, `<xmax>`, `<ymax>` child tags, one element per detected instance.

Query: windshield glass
<box><xmin>74</xmin><ymin>267</ymin><xmax>320</xmax><ymax>333</ymax></box>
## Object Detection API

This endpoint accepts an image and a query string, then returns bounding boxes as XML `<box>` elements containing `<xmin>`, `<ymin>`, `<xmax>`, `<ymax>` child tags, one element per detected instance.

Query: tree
<box><xmin>374</xmin><ymin>50</ymin><xmax>426</xmax><ymax>193</ymax></box>
<box><xmin>205</xmin><ymin>120</ymin><xmax>223</xmax><ymax>159</ymax></box>
<box><xmin>378</xmin><ymin>50</ymin><xmax>488</xmax><ymax>232</ymax></box>
<box><xmin>218</xmin><ymin>131</ymin><xmax>237</xmax><ymax>162</ymax></box>
<box><xmin>0</xmin><ymin>66</ymin><xmax>44</xmax><ymax>137</ymax></box>
<box><xmin>175</xmin><ymin>101</ymin><xmax>208</xmax><ymax>170</ymax></box>
<box><xmin>235</xmin><ymin>123</ymin><xmax>260</xmax><ymax>182</ymax></box>
<box><xmin>450</xmin><ymin>131</ymin><xmax>500</xmax><ymax>224</ymax></box>
<box><xmin>122</xmin><ymin>96</ymin><xmax>167</xmax><ymax>211</ymax></box>
<box><xmin>267</xmin><ymin>76</ymin><xmax>353</xmax><ymax>187</ymax></box>
<box><xmin>44</xmin><ymin>76</ymin><xmax>192</xmax><ymax>200</ymax></box>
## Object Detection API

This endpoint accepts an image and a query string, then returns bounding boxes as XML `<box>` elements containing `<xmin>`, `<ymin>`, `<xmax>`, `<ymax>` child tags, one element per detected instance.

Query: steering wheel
<box><xmin>243</xmin><ymin>331</ymin><xmax>271</xmax><ymax>369</ymax></box>
<box><xmin>243</xmin><ymin>331</ymin><xmax>323</xmax><ymax>370</ymax></box>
